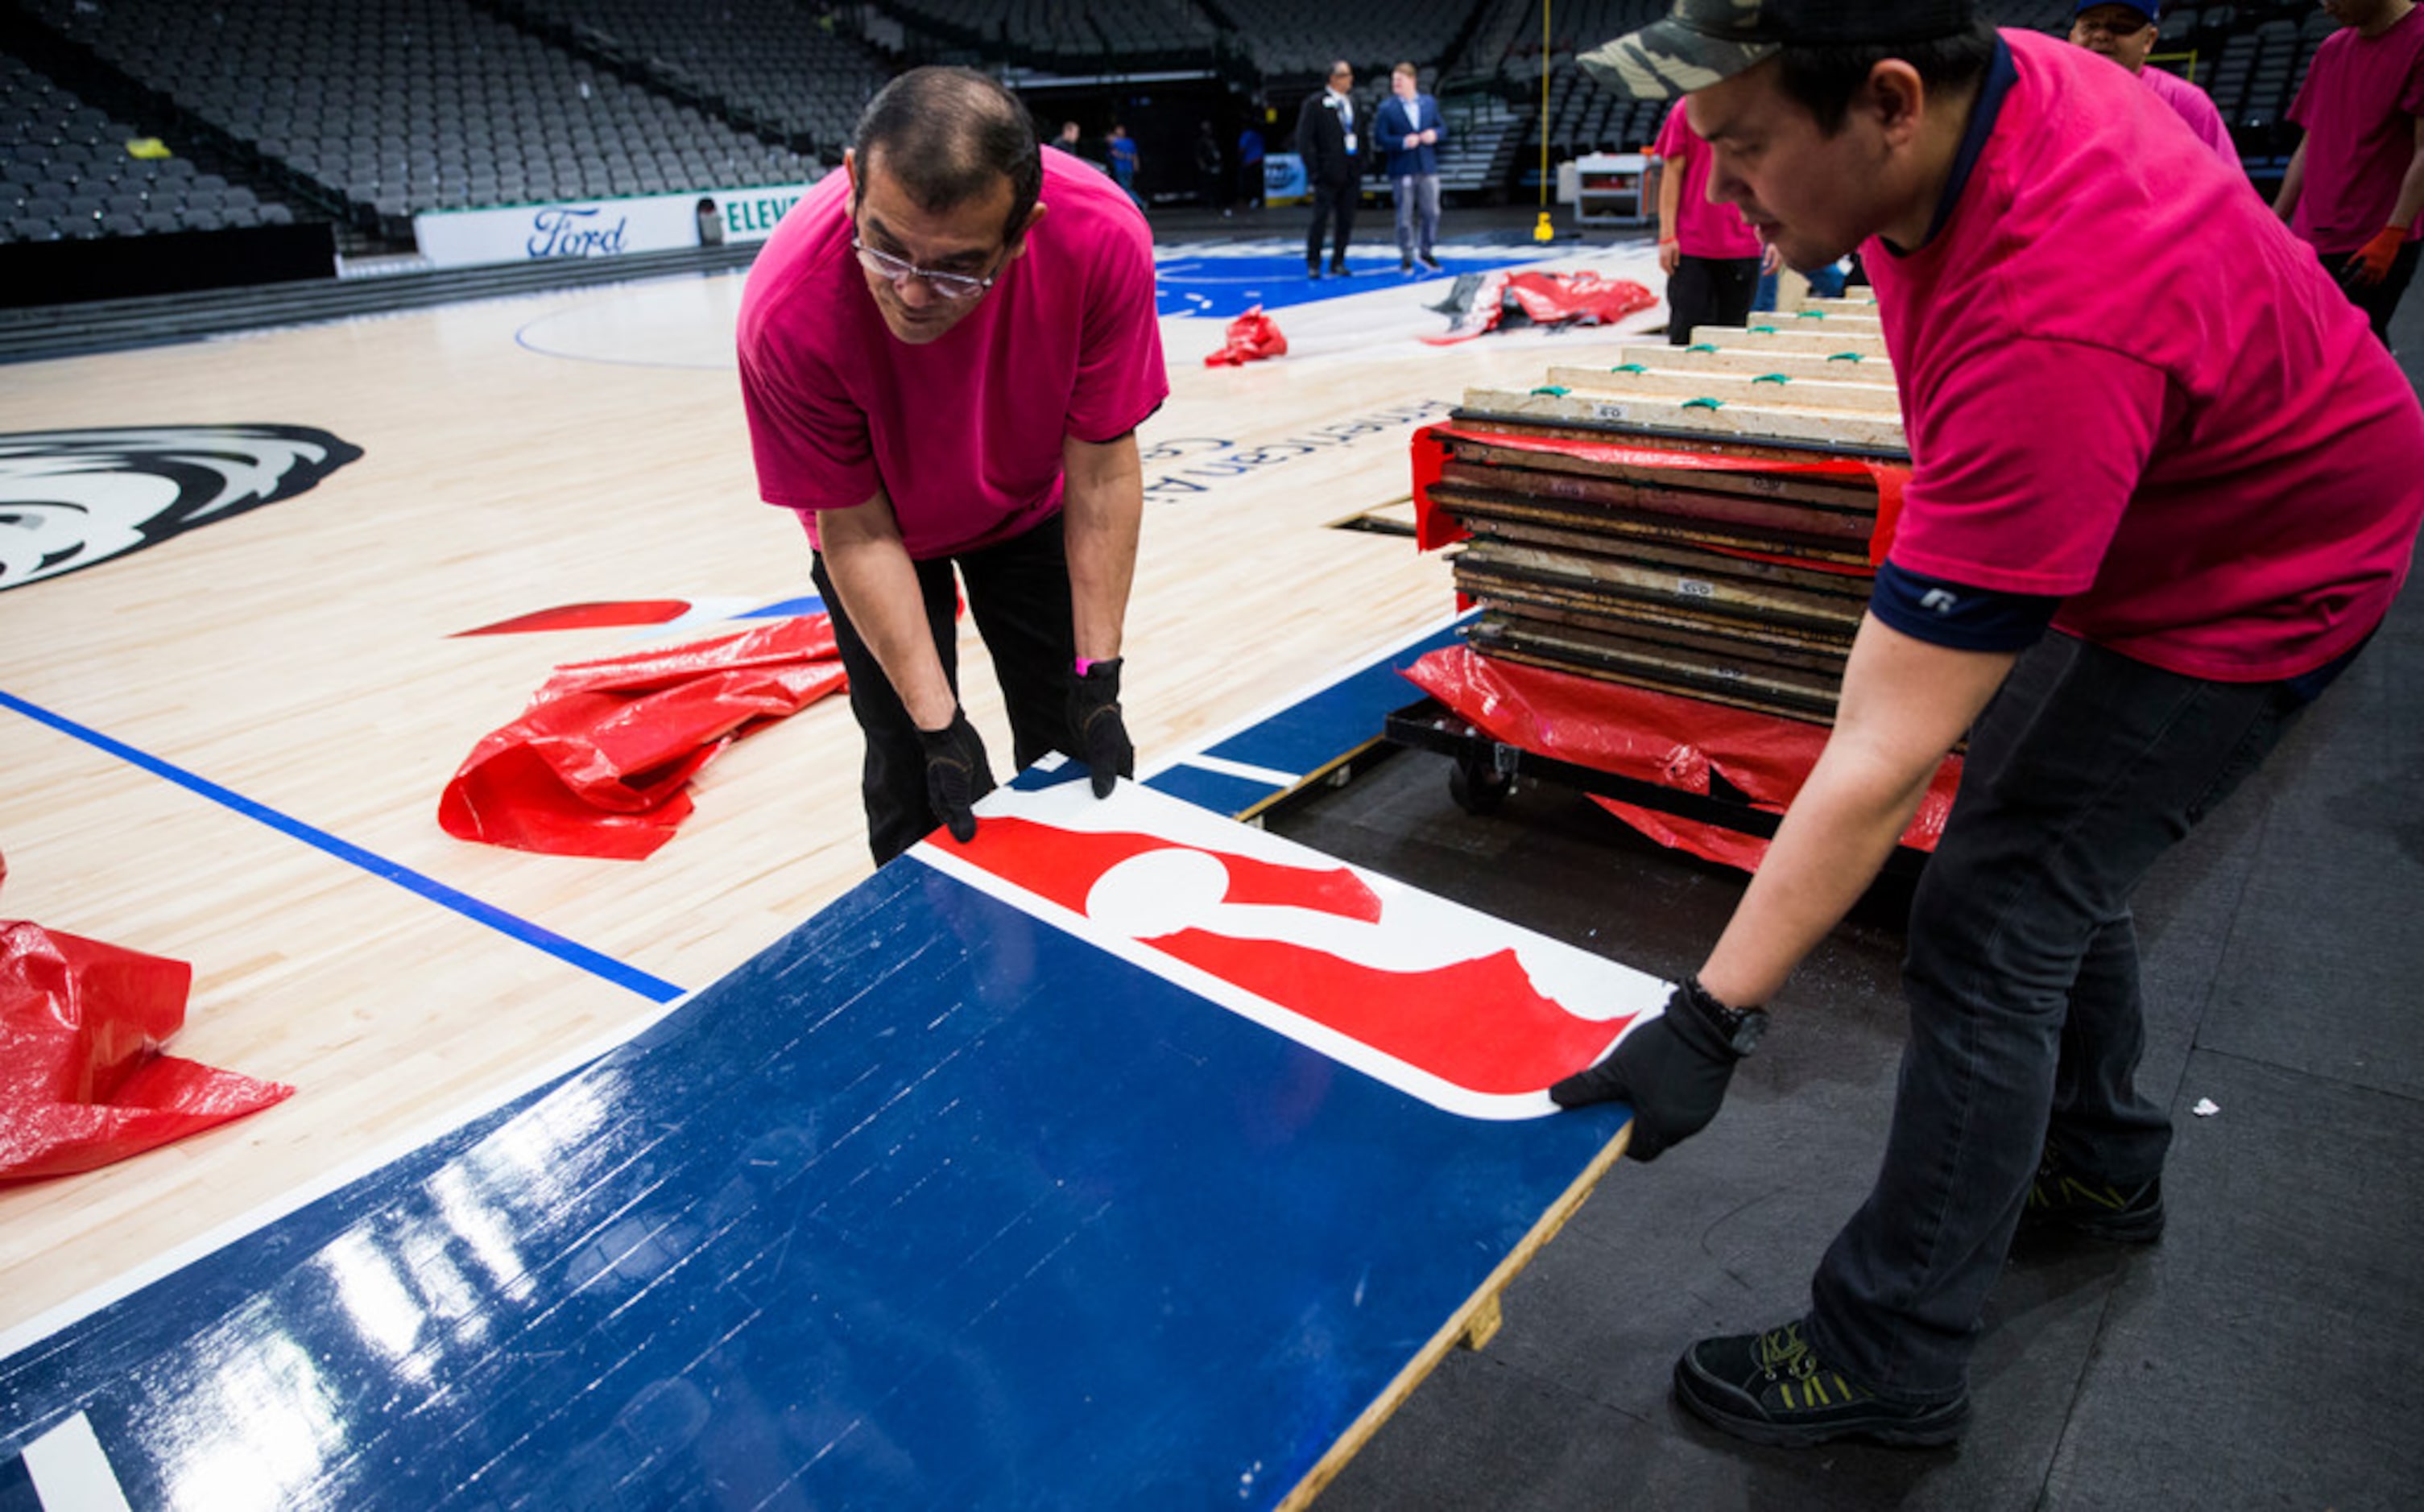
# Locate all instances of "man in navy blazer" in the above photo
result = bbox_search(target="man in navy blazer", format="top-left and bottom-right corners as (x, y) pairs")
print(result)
(1375, 62), (1447, 272)
(1296, 60), (1363, 277)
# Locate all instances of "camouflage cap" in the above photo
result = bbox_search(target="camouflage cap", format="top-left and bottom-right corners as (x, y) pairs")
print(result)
(1579, 0), (1978, 100)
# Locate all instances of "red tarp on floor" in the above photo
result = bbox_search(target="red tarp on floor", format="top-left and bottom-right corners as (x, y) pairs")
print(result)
(1, 922), (293, 1182)
(440, 615), (848, 861)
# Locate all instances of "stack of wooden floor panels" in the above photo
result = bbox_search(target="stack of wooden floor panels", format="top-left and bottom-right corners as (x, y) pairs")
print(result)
(1433, 297), (1907, 724)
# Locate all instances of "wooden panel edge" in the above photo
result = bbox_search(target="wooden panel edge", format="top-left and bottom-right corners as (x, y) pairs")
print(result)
(1275, 1119), (1635, 1510)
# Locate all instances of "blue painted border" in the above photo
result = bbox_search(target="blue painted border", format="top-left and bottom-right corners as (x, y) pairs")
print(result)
(0, 688), (683, 1004)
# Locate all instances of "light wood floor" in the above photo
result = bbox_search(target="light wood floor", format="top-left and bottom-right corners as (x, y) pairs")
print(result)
(0, 240), (1668, 1345)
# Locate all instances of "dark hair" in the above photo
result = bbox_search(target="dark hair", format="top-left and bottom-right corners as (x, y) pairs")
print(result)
(1775, 20), (1997, 134)
(852, 66), (1043, 243)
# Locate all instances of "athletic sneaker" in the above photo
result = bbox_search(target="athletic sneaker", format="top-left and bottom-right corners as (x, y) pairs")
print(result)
(1401, 254), (1415, 272)
(1673, 1321), (1969, 1449)
(2020, 1147), (2165, 1243)
(1418, 253), (1443, 272)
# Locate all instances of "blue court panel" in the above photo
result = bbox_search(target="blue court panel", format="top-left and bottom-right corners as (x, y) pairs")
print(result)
(1154, 249), (1549, 319)
(1202, 622), (1466, 779)
(0, 849), (1624, 1507)
(1142, 761), (1284, 816)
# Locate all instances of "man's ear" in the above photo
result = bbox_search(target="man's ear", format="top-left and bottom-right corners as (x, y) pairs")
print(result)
(1865, 60), (1927, 147)
(842, 148), (857, 193)
(1006, 200), (1049, 259)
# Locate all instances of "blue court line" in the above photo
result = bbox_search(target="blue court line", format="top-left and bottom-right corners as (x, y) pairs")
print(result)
(0, 687), (685, 1005)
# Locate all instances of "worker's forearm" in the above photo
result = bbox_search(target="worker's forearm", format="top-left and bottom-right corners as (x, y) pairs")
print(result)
(820, 510), (956, 729)
(1695, 748), (1938, 1008)
(1062, 436), (1143, 664)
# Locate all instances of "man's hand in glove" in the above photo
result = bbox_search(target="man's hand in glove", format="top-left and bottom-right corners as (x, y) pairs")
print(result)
(1069, 657), (1135, 799)
(2346, 226), (2406, 287)
(1549, 977), (1767, 1160)
(916, 708), (995, 843)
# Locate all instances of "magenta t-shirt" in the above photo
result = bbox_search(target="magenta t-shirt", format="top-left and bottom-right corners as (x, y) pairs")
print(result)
(1653, 100), (1762, 259)
(738, 149), (1169, 560)
(2287, 5), (2424, 254)
(1868, 30), (2424, 683)
(2138, 65), (2236, 168)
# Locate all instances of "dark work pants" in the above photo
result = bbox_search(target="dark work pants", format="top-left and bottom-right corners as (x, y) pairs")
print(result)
(1305, 174), (1358, 270)
(811, 514), (1079, 866)
(1806, 631), (2334, 1403)
(1665, 253), (1760, 345)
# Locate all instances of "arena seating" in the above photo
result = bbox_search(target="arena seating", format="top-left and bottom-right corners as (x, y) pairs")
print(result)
(15, 0), (819, 242)
(1, 52), (300, 243)
(498, 0), (890, 151)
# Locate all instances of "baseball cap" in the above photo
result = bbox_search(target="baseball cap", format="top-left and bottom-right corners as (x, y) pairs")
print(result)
(2073, 0), (2160, 23)
(1579, 0), (1979, 100)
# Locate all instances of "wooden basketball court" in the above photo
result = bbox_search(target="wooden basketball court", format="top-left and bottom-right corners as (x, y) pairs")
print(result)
(0, 233), (1669, 1353)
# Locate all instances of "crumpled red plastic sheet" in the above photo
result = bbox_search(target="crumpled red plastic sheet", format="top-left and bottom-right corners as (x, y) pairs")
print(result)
(440, 614), (848, 861)
(1421, 270), (1657, 346)
(1, 922), (294, 1183)
(1404, 645), (1961, 874)
(1204, 304), (1289, 366)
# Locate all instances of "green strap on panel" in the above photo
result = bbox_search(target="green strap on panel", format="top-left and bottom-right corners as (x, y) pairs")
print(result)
(1530, 385), (1569, 396)
(1681, 396), (1723, 411)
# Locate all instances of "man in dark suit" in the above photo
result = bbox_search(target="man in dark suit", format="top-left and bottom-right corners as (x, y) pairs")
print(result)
(1296, 60), (1361, 277)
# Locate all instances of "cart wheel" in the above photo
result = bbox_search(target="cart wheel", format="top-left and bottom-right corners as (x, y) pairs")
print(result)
(1449, 755), (1511, 816)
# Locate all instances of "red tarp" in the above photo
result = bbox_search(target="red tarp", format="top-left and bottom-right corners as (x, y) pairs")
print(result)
(440, 614), (848, 861)
(1404, 645), (1960, 873)
(1203, 305), (1288, 366)
(1, 922), (293, 1182)
(1421, 270), (1657, 346)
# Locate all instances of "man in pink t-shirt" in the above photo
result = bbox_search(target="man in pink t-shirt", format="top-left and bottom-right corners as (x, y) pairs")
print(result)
(738, 67), (1169, 865)
(1650, 98), (1770, 342)
(1565, 0), (2424, 1452)
(2067, 1), (2239, 167)
(2277, 0), (2424, 340)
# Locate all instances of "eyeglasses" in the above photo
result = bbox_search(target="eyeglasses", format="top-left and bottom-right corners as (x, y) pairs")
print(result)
(851, 235), (999, 301)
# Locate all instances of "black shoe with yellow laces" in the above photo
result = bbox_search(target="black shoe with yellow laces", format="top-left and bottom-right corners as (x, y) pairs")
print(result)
(1673, 1320), (1969, 1448)
(2020, 1147), (2165, 1243)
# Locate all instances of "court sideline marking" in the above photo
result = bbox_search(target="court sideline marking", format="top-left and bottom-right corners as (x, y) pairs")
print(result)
(0, 685), (686, 1003)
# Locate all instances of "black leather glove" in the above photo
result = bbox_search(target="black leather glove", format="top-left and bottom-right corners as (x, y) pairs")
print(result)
(1550, 977), (1764, 1161)
(1068, 658), (1134, 799)
(916, 708), (995, 843)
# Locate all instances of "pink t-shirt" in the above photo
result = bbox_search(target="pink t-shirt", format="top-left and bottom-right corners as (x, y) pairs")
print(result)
(1653, 100), (1762, 260)
(2286, 5), (2424, 254)
(2138, 64), (2237, 169)
(1868, 30), (2424, 684)
(738, 149), (1169, 559)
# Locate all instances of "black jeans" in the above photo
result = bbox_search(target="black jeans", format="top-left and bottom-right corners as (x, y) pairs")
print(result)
(1806, 632), (2335, 1402)
(811, 514), (1079, 866)
(1305, 174), (1358, 269)
(1665, 254), (1760, 345)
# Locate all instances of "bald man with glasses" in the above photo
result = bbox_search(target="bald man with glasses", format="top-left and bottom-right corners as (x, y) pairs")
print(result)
(739, 67), (1169, 865)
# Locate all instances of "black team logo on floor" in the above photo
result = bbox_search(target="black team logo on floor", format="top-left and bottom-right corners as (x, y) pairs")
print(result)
(0, 424), (365, 592)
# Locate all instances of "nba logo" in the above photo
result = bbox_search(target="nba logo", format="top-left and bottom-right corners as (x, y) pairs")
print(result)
(918, 766), (1669, 1120)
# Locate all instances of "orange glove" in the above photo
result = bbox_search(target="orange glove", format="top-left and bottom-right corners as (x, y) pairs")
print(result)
(2347, 225), (2407, 287)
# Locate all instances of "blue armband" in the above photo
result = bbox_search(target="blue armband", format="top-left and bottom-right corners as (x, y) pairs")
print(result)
(1868, 560), (2060, 652)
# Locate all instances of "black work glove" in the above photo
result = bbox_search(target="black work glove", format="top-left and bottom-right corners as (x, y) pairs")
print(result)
(916, 708), (995, 843)
(1549, 977), (1759, 1161)
(1068, 658), (1135, 799)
